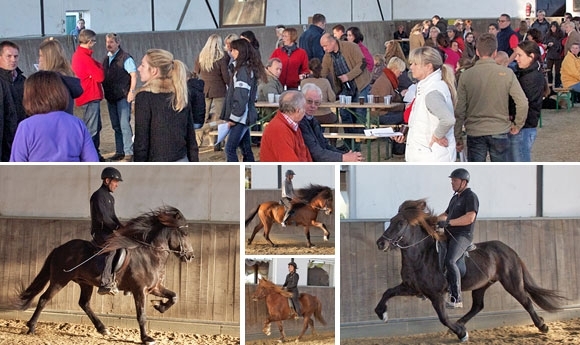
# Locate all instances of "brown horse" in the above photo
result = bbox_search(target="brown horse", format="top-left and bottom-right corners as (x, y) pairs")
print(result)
(14, 206), (194, 345)
(246, 184), (333, 247)
(252, 278), (327, 342)
(375, 199), (566, 342)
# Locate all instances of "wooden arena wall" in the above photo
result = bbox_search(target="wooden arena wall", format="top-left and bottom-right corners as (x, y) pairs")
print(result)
(244, 189), (335, 241)
(245, 285), (335, 335)
(341, 218), (580, 324)
(0, 217), (239, 328)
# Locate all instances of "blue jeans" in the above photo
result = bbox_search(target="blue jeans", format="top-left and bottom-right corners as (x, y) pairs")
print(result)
(444, 234), (472, 300)
(107, 99), (133, 155)
(570, 81), (580, 93)
(82, 100), (102, 153)
(509, 128), (536, 162)
(225, 123), (254, 162)
(340, 84), (370, 134)
(467, 133), (510, 162)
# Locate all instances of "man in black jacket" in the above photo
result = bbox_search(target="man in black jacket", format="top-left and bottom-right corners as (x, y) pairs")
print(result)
(90, 167), (123, 295)
(103, 33), (136, 162)
(283, 261), (302, 318)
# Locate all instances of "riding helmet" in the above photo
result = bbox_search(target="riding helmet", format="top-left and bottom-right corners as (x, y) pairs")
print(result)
(288, 262), (298, 269)
(285, 170), (296, 177)
(449, 168), (470, 182)
(101, 167), (123, 181)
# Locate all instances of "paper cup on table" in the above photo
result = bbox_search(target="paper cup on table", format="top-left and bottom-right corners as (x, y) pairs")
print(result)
(367, 95), (374, 103)
(339, 95), (345, 104)
(274, 94), (281, 103)
(384, 95), (392, 104)
(345, 96), (352, 104)
(267, 93), (275, 103)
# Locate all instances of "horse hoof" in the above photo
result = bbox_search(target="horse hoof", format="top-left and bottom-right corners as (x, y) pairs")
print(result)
(98, 328), (110, 336)
(539, 324), (549, 333)
(459, 331), (468, 342)
(323, 236), (328, 241)
(142, 337), (156, 345)
(382, 311), (388, 323)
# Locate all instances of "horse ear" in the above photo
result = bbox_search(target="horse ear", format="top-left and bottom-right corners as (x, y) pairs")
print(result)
(417, 199), (427, 211)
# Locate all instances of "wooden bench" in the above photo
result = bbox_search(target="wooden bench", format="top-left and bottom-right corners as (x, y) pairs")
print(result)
(553, 87), (573, 111)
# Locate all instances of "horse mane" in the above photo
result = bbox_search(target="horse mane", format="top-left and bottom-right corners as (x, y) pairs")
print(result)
(294, 184), (332, 203)
(104, 206), (182, 252)
(259, 278), (293, 298)
(398, 199), (444, 241)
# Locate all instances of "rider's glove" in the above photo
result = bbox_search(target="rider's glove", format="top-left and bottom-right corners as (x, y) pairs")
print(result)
(437, 220), (449, 229)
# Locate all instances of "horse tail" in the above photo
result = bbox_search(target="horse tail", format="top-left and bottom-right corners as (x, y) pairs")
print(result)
(14, 250), (54, 310)
(313, 296), (327, 326)
(245, 205), (260, 227)
(521, 259), (565, 312)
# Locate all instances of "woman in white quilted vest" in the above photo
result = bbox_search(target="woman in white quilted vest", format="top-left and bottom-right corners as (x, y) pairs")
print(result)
(394, 46), (457, 162)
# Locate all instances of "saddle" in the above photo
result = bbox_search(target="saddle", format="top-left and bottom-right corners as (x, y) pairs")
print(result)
(91, 241), (128, 273)
(436, 241), (476, 278)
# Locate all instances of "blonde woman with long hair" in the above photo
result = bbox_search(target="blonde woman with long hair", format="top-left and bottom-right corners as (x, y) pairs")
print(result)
(394, 46), (457, 162)
(38, 38), (82, 115)
(194, 34), (230, 147)
(135, 48), (199, 162)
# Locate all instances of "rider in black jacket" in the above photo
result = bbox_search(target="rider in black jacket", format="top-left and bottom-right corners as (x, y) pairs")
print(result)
(283, 261), (302, 317)
(90, 167), (123, 295)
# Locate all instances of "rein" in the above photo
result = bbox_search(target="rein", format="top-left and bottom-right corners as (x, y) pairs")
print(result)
(133, 225), (190, 258)
(380, 222), (432, 249)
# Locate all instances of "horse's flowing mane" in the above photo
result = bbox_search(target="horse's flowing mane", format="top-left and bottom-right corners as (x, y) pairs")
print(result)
(258, 278), (293, 298)
(295, 184), (332, 203)
(398, 199), (441, 239)
(104, 206), (183, 252)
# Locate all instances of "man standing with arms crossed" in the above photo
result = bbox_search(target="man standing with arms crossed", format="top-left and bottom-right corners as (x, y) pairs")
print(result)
(102, 33), (136, 162)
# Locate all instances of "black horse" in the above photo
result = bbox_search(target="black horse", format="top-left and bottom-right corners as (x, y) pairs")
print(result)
(14, 206), (195, 345)
(375, 199), (565, 342)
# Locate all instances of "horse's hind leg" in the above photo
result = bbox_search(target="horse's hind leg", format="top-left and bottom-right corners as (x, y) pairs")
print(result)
(78, 283), (109, 336)
(303, 226), (313, 248)
(500, 280), (549, 332)
(457, 285), (490, 327)
(247, 222), (264, 245)
(297, 316), (314, 341)
(26, 282), (65, 334)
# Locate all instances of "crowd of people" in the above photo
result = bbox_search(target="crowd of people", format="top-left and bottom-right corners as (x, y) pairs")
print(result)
(1, 11), (577, 162)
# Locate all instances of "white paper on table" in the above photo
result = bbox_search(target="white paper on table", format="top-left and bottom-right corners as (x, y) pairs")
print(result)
(216, 122), (230, 144)
(364, 127), (403, 137)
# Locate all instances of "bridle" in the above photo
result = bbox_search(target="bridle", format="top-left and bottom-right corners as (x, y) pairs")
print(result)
(136, 224), (191, 259)
(313, 196), (332, 215)
(379, 220), (431, 250)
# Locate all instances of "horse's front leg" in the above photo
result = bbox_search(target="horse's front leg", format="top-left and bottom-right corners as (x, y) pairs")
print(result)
(262, 317), (272, 336)
(149, 284), (177, 313)
(132, 289), (156, 345)
(430, 296), (468, 342)
(277, 320), (286, 341)
(78, 283), (109, 336)
(374, 283), (421, 322)
(311, 220), (330, 242)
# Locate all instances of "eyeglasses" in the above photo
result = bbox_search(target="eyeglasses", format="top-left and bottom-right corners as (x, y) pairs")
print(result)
(306, 99), (321, 106)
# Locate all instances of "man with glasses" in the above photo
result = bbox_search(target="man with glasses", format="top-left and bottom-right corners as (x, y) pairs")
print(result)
(299, 83), (362, 161)
(496, 14), (519, 65)
(72, 29), (105, 161)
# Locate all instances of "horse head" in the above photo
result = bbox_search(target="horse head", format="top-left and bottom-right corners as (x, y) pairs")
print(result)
(156, 206), (194, 262)
(376, 199), (438, 251)
(297, 184), (333, 215)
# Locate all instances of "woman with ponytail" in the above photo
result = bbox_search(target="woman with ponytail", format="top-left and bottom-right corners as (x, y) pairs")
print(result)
(394, 46), (457, 162)
(135, 49), (199, 162)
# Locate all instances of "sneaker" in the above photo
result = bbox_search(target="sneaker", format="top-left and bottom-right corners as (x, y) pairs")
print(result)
(121, 155), (133, 162)
(108, 153), (125, 161)
(97, 285), (119, 296)
(445, 295), (463, 309)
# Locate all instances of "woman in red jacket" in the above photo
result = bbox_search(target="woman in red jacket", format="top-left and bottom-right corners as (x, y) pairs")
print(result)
(270, 28), (310, 90)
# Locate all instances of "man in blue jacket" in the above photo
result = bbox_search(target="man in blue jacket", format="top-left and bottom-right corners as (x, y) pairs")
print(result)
(299, 13), (326, 61)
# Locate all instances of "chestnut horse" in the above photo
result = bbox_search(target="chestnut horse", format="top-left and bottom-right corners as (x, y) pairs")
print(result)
(14, 206), (194, 345)
(375, 199), (565, 342)
(252, 278), (327, 342)
(246, 184), (333, 247)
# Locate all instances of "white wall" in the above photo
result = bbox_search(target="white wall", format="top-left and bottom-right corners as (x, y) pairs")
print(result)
(271, 257), (334, 286)
(0, 165), (240, 222)
(343, 165), (580, 220)
(249, 164), (335, 190)
(2, 0), (575, 38)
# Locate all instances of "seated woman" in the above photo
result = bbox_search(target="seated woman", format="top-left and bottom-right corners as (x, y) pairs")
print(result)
(369, 57), (407, 125)
(257, 58), (284, 101)
(10, 71), (98, 162)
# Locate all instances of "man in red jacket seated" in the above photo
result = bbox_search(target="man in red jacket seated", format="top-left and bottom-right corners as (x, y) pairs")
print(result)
(259, 90), (313, 162)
